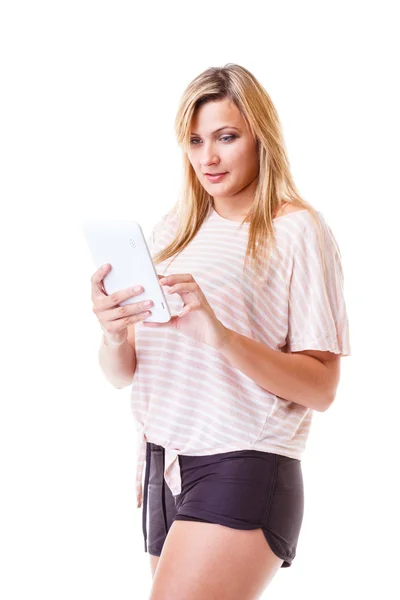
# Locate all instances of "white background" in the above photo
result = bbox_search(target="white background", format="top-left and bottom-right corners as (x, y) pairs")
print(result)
(1, 1), (399, 598)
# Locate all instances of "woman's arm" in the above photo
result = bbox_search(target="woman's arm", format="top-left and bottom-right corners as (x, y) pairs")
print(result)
(215, 328), (341, 412)
(98, 324), (137, 389)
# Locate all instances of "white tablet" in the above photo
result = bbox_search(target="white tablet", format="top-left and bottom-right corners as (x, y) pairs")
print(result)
(82, 219), (172, 323)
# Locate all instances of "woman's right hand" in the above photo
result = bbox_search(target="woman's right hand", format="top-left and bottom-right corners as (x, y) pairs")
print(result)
(91, 263), (153, 344)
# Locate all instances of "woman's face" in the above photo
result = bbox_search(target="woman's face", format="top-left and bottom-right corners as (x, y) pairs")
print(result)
(187, 98), (259, 206)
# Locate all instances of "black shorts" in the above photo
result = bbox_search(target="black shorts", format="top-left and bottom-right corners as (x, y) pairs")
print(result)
(142, 442), (304, 568)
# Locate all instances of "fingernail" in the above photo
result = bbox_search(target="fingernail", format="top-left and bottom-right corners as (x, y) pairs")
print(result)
(133, 286), (143, 292)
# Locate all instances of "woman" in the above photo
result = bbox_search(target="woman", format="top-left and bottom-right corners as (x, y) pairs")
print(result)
(94, 63), (351, 599)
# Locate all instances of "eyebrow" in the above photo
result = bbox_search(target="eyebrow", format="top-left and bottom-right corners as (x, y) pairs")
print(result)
(190, 126), (240, 136)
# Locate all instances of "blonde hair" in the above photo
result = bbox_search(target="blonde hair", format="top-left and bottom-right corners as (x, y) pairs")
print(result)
(152, 63), (328, 286)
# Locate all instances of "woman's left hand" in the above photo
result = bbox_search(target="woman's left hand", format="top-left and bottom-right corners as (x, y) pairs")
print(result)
(142, 273), (229, 350)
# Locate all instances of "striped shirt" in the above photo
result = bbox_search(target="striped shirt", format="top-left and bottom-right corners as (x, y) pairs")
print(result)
(131, 205), (351, 508)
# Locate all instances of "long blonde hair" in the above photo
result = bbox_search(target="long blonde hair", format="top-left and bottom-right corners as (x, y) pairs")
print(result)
(152, 63), (328, 285)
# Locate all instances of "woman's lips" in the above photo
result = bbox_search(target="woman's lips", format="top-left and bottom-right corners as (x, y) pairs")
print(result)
(205, 172), (228, 182)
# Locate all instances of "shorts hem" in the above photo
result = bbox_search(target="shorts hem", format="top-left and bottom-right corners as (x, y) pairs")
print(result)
(174, 511), (295, 569)
(261, 529), (295, 568)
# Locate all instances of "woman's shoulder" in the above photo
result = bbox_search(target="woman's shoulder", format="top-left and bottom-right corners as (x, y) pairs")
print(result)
(275, 202), (304, 218)
(274, 202), (326, 228)
(274, 201), (316, 220)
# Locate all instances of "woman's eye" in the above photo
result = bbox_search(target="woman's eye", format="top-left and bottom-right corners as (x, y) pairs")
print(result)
(189, 135), (236, 145)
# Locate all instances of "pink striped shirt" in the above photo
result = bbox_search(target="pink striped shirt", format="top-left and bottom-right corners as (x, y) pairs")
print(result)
(131, 206), (351, 508)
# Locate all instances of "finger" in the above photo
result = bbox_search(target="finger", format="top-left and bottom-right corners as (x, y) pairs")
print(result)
(102, 306), (152, 333)
(93, 284), (145, 315)
(104, 285), (146, 310)
(109, 294), (152, 320)
(166, 282), (197, 294)
(91, 263), (110, 300)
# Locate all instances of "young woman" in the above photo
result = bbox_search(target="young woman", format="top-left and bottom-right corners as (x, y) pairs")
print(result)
(94, 63), (351, 599)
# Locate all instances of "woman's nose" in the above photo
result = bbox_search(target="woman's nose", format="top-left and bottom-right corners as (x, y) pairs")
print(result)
(199, 142), (220, 166)
(200, 152), (220, 167)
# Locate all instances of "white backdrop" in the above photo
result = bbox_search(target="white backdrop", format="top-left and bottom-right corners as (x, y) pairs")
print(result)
(1, 1), (399, 598)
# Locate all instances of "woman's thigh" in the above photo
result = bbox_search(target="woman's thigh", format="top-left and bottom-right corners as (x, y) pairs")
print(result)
(149, 520), (283, 600)
(149, 554), (160, 580)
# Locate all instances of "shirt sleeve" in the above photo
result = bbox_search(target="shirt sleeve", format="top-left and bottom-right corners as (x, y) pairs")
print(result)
(286, 213), (351, 356)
